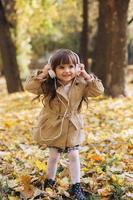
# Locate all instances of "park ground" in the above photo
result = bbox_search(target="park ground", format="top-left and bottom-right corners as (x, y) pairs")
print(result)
(0, 75), (133, 200)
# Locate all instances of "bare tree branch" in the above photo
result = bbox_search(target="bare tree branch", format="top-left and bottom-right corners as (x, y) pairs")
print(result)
(128, 17), (133, 25)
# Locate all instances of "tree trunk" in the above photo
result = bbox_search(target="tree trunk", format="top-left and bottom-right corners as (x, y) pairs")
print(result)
(80, 0), (89, 71)
(92, 0), (130, 97)
(0, 0), (23, 93)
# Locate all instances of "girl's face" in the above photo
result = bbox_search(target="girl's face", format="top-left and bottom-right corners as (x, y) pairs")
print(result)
(55, 63), (76, 85)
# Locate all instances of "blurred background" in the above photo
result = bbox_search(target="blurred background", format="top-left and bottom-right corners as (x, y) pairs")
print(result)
(0, 0), (133, 97)
(0, 1), (133, 199)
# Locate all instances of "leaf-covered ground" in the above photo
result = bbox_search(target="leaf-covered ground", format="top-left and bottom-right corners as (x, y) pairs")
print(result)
(0, 78), (133, 200)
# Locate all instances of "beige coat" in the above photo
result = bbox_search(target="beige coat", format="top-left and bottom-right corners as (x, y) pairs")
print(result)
(24, 70), (104, 149)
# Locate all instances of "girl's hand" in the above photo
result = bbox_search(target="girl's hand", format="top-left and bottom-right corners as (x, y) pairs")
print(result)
(79, 64), (94, 81)
(37, 64), (51, 80)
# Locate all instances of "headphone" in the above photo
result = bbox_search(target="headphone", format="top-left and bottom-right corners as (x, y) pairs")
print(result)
(47, 51), (81, 79)
(47, 55), (56, 78)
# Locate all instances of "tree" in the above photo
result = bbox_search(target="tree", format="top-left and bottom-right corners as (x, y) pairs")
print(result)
(92, 0), (130, 97)
(80, 0), (89, 71)
(0, 0), (23, 93)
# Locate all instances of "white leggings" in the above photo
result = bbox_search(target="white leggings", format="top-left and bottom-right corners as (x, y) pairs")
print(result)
(46, 148), (80, 184)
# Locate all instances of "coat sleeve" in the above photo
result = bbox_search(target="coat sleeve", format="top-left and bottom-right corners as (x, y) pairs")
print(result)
(24, 69), (46, 95)
(83, 74), (104, 97)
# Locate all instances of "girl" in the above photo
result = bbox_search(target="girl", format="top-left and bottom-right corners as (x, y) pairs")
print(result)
(25, 49), (104, 200)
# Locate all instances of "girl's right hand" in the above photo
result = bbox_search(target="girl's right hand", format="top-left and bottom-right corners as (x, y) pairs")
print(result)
(37, 64), (51, 80)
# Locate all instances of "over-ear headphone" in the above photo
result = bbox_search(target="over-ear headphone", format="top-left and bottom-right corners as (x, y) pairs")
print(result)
(47, 56), (56, 78)
(72, 52), (81, 75)
(47, 50), (81, 79)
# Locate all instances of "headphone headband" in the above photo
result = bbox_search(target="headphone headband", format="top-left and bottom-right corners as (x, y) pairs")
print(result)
(71, 51), (80, 64)
(48, 55), (52, 64)
(48, 50), (80, 65)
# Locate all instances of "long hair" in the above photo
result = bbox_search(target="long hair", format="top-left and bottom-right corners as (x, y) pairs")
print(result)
(39, 49), (88, 107)
(41, 49), (78, 104)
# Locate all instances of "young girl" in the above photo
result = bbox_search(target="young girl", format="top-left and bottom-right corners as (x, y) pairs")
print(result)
(25, 49), (104, 200)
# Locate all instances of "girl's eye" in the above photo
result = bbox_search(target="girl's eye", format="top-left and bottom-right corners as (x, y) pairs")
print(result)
(69, 65), (74, 68)
(58, 65), (64, 69)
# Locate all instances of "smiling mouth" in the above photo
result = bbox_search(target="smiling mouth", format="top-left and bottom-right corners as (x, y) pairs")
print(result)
(63, 74), (72, 76)
(63, 76), (72, 79)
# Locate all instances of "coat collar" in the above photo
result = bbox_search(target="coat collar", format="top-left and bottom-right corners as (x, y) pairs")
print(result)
(56, 86), (69, 101)
(56, 77), (80, 102)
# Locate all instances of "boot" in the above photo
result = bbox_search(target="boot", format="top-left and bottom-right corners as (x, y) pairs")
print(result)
(69, 183), (86, 200)
(44, 178), (55, 189)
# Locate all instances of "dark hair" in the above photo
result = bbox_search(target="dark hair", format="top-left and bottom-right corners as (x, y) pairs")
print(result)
(41, 49), (79, 104)
(37, 49), (88, 108)
(49, 49), (78, 70)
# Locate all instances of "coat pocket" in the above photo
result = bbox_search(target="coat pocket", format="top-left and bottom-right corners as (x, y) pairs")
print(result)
(31, 116), (48, 143)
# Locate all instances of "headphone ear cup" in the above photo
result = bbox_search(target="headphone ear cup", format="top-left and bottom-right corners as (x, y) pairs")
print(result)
(75, 64), (80, 75)
(48, 69), (56, 79)
(47, 56), (56, 78)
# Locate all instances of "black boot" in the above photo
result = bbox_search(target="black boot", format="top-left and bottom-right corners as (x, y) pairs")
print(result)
(69, 183), (86, 200)
(44, 178), (55, 189)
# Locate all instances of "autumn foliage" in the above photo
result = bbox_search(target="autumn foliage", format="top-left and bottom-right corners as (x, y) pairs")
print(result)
(0, 80), (133, 199)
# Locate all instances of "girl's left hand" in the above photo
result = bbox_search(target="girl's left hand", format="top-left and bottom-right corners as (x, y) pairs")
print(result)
(79, 64), (94, 81)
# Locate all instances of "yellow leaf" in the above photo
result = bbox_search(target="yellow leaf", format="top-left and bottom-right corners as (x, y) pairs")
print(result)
(111, 174), (117, 182)
(46, 187), (53, 193)
(96, 166), (103, 174)
(21, 185), (35, 199)
(8, 196), (19, 200)
(111, 174), (124, 185)
(4, 121), (12, 128)
(82, 167), (89, 172)
(45, 187), (56, 198)
(20, 175), (31, 186)
(58, 177), (69, 189)
(19, 175), (35, 199)
(98, 187), (111, 197)
(35, 160), (46, 172)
